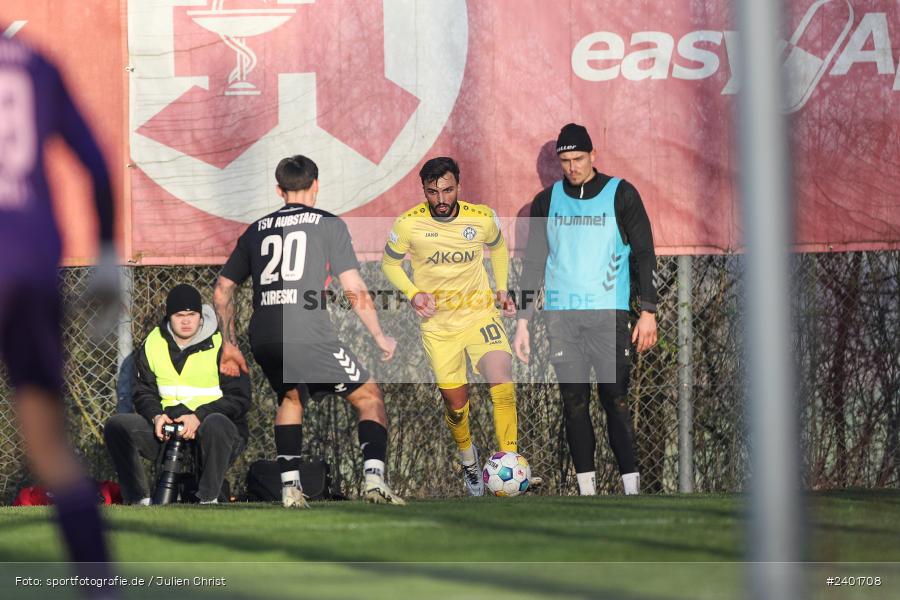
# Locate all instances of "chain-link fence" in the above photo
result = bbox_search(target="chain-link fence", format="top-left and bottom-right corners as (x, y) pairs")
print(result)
(0, 252), (897, 502)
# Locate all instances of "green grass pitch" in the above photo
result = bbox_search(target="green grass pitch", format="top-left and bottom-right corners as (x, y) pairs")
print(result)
(0, 490), (897, 599)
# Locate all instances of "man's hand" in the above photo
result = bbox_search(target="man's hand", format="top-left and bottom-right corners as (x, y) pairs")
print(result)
(373, 332), (397, 362)
(85, 242), (121, 341)
(496, 290), (517, 318)
(512, 318), (531, 363)
(220, 342), (249, 376)
(174, 414), (201, 441)
(632, 311), (658, 353)
(411, 292), (436, 318)
(153, 413), (174, 441)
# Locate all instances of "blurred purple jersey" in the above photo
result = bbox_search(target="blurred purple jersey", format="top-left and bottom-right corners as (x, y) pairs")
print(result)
(0, 36), (113, 392)
(0, 36), (112, 283)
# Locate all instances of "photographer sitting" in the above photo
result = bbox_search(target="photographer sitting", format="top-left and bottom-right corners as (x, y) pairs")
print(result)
(104, 284), (251, 504)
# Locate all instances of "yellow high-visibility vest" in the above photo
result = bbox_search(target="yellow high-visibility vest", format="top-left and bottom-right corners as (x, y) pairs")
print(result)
(144, 328), (223, 411)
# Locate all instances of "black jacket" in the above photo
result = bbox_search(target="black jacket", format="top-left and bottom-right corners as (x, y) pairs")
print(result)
(517, 169), (658, 320)
(132, 305), (252, 439)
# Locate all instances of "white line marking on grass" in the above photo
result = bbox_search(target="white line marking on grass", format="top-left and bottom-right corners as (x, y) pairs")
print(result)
(285, 519), (440, 531)
(573, 517), (718, 527)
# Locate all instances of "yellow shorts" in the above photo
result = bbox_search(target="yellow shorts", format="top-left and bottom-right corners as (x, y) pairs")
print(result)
(422, 315), (511, 389)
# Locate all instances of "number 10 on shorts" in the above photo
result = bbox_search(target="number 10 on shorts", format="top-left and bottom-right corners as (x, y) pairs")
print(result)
(480, 323), (502, 343)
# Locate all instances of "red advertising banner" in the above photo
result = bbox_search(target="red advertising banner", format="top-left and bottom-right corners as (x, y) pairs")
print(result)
(6, 1), (900, 264)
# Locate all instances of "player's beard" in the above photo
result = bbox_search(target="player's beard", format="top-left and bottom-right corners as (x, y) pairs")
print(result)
(430, 201), (458, 219)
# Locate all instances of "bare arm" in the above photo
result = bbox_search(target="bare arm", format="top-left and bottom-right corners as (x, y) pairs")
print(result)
(338, 268), (396, 361)
(213, 275), (239, 346)
(339, 269), (383, 339)
(213, 275), (249, 374)
(512, 318), (531, 363)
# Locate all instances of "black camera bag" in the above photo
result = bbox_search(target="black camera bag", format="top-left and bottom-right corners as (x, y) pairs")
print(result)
(245, 458), (342, 501)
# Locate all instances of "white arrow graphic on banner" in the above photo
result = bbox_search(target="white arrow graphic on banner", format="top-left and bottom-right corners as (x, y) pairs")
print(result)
(129, 0), (468, 221)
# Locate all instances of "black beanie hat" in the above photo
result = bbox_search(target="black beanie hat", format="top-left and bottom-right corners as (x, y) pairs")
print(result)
(556, 123), (593, 154)
(166, 284), (202, 318)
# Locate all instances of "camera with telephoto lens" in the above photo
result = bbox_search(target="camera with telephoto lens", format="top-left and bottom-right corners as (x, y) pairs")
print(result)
(152, 422), (188, 505)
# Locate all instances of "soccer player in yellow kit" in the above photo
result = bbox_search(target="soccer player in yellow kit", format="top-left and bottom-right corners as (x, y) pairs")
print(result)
(382, 157), (517, 496)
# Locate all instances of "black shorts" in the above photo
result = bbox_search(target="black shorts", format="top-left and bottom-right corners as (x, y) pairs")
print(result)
(0, 280), (64, 394)
(251, 340), (371, 402)
(543, 309), (632, 393)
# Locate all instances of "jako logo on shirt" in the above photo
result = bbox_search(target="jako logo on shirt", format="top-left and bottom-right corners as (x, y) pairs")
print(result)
(130, 0), (467, 222)
(427, 250), (477, 264)
(571, 0), (900, 113)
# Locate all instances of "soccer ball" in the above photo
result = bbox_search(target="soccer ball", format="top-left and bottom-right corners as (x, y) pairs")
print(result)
(482, 451), (531, 497)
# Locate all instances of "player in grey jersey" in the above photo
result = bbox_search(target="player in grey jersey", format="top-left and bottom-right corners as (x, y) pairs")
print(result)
(214, 155), (404, 507)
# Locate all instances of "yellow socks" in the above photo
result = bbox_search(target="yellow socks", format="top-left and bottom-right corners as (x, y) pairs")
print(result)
(490, 382), (518, 452)
(445, 384), (517, 454)
(444, 400), (472, 451)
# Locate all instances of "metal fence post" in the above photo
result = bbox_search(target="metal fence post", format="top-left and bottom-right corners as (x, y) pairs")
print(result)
(117, 265), (134, 368)
(737, 0), (803, 598)
(677, 255), (694, 493)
